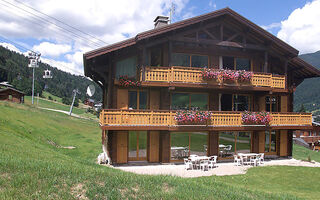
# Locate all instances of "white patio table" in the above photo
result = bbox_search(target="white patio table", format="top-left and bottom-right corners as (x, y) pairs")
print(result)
(238, 153), (259, 166)
(189, 156), (210, 169)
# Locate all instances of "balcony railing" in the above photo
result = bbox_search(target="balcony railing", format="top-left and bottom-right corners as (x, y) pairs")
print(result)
(141, 66), (286, 89)
(100, 110), (311, 128)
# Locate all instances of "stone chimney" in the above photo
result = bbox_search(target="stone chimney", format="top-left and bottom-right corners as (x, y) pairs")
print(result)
(154, 16), (169, 28)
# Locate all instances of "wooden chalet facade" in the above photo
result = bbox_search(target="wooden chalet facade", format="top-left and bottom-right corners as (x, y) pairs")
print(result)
(83, 8), (320, 164)
(0, 87), (24, 103)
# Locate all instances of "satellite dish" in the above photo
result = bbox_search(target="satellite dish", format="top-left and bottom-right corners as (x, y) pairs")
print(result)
(86, 84), (95, 97)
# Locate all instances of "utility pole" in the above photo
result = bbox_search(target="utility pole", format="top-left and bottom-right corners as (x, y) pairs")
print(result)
(69, 89), (80, 115)
(27, 52), (41, 105)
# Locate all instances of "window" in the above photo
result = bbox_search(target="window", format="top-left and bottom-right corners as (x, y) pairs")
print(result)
(170, 132), (208, 161)
(172, 53), (208, 68)
(265, 96), (278, 112)
(222, 56), (251, 71)
(115, 56), (137, 78)
(236, 58), (250, 71)
(150, 47), (162, 66)
(171, 93), (208, 110)
(219, 131), (251, 158)
(233, 95), (249, 111)
(191, 55), (208, 68)
(128, 90), (148, 109)
(172, 53), (190, 67)
(265, 131), (277, 153)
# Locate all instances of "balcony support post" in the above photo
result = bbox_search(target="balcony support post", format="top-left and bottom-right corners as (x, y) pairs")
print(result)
(168, 40), (173, 67)
(284, 60), (288, 89)
(142, 46), (147, 81)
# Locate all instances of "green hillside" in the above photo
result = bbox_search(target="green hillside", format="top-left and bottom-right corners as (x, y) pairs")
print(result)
(1, 102), (320, 199)
(295, 51), (320, 112)
(0, 46), (102, 103)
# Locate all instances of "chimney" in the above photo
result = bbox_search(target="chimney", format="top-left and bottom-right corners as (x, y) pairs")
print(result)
(154, 16), (169, 28)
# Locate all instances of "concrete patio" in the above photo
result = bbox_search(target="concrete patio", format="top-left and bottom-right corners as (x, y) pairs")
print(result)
(112, 159), (320, 178)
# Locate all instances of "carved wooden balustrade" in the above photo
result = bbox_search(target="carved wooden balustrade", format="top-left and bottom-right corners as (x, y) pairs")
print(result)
(141, 66), (286, 89)
(100, 110), (312, 129)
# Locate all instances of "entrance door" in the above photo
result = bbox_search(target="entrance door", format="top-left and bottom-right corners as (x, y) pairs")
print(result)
(128, 131), (147, 161)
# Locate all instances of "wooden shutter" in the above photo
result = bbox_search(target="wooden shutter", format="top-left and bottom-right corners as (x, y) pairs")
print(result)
(117, 88), (128, 109)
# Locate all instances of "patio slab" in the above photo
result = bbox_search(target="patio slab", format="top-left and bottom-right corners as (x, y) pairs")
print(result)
(112, 159), (320, 178)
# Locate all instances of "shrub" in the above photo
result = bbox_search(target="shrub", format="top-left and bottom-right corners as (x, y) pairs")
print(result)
(48, 96), (53, 100)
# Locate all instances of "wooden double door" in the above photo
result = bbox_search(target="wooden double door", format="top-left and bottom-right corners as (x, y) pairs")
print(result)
(116, 131), (160, 163)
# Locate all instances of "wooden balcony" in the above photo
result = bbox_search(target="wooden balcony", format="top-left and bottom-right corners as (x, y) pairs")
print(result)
(100, 110), (312, 131)
(140, 66), (286, 90)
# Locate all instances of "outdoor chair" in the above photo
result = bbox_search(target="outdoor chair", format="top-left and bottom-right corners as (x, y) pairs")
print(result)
(234, 155), (241, 166)
(250, 156), (259, 166)
(258, 153), (264, 165)
(199, 160), (209, 171)
(184, 158), (193, 170)
(208, 156), (217, 169)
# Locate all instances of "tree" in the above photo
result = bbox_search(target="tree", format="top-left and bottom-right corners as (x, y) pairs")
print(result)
(298, 104), (306, 113)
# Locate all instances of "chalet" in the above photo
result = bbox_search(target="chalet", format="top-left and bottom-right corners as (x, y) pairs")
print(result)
(0, 87), (24, 103)
(83, 8), (320, 164)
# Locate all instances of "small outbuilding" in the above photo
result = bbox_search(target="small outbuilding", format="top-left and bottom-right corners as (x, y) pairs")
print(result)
(0, 87), (25, 103)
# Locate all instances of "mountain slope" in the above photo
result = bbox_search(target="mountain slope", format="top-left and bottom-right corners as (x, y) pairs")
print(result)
(0, 46), (102, 102)
(295, 51), (320, 112)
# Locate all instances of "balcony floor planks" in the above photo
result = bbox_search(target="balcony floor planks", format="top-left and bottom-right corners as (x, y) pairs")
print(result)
(100, 125), (313, 131)
(114, 80), (288, 93)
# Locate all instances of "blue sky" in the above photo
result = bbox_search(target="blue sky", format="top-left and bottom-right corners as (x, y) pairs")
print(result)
(0, 0), (319, 75)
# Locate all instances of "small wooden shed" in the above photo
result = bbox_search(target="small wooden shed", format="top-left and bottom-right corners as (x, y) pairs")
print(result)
(0, 88), (25, 103)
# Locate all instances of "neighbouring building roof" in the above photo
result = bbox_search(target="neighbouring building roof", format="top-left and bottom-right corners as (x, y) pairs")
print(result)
(0, 87), (25, 95)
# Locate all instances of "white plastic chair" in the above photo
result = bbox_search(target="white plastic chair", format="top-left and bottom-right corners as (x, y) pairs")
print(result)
(208, 156), (217, 169)
(258, 153), (264, 165)
(250, 156), (259, 166)
(184, 158), (192, 170)
(234, 155), (241, 166)
(200, 160), (209, 171)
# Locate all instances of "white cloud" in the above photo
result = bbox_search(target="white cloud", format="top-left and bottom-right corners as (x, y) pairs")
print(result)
(0, 0), (189, 74)
(209, 0), (217, 9)
(0, 42), (22, 53)
(41, 57), (83, 75)
(260, 22), (281, 31)
(277, 0), (320, 54)
(33, 42), (71, 57)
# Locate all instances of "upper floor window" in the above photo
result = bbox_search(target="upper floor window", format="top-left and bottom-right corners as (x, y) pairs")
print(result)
(115, 56), (137, 78)
(171, 92), (208, 110)
(128, 89), (148, 110)
(265, 96), (278, 112)
(172, 53), (208, 68)
(233, 95), (249, 111)
(222, 56), (251, 71)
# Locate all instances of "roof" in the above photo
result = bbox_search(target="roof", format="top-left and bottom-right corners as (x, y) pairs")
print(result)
(84, 7), (299, 59)
(0, 87), (25, 95)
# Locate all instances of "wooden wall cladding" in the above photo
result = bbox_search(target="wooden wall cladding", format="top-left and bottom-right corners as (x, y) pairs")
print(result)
(210, 55), (219, 68)
(160, 88), (170, 110)
(148, 131), (160, 162)
(116, 131), (128, 164)
(209, 92), (219, 111)
(208, 131), (219, 156)
(150, 89), (160, 110)
(258, 95), (266, 112)
(279, 130), (288, 156)
(258, 131), (265, 153)
(108, 131), (117, 163)
(117, 88), (128, 109)
(252, 131), (260, 153)
(281, 95), (288, 112)
(159, 131), (170, 163)
(287, 130), (293, 157)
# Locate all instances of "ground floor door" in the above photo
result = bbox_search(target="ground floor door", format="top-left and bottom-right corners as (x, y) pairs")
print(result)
(128, 131), (147, 161)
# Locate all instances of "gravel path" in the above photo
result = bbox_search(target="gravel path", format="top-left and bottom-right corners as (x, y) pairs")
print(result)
(114, 159), (320, 178)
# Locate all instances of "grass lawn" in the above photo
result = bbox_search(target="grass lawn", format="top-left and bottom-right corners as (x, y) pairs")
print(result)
(1, 101), (320, 199)
(42, 91), (62, 103)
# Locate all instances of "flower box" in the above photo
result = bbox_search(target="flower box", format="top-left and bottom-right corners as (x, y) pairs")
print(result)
(220, 70), (239, 83)
(237, 70), (253, 84)
(175, 110), (211, 125)
(201, 68), (219, 81)
(118, 75), (141, 87)
(242, 111), (272, 125)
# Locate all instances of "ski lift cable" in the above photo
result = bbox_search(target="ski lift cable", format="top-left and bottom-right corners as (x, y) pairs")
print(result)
(0, 0), (103, 48)
(13, 0), (109, 45)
